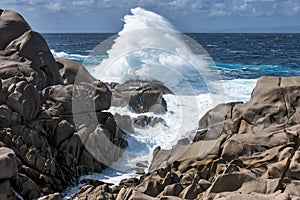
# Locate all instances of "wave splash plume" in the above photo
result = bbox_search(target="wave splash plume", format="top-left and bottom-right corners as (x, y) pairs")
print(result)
(92, 7), (223, 96)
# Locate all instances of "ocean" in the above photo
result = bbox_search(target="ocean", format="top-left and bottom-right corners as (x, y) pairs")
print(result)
(42, 8), (300, 199)
(45, 33), (300, 79)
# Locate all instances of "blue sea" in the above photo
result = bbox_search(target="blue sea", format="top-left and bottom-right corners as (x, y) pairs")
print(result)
(44, 33), (300, 79)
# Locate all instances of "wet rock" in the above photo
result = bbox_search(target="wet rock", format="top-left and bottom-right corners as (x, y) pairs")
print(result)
(135, 168), (146, 175)
(129, 90), (167, 114)
(80, 179), (114, 187)
(136, 161), (148, 168)
(111, 80), (171, 114)
(133, 115), (166, 128)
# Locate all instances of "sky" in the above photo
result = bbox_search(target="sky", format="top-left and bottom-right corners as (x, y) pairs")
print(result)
(0, 0), (300, 33)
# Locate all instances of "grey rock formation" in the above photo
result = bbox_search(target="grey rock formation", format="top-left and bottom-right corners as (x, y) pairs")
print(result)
(0, 9), (127, 200)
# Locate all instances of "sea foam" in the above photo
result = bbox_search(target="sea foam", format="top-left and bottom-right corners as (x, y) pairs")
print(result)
(51, 49), (89, 61)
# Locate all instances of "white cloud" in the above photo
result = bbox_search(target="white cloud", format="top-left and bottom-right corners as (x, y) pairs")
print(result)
(233, 3), (248, 11)
(1, 0), (300, 17)
(45, 2), (62, 12)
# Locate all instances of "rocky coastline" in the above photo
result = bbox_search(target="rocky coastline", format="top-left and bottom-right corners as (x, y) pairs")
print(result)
(1, 9), (300, 200)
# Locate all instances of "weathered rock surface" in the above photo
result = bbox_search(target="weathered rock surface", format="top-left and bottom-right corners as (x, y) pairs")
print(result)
(0, 9), (128, 200)
(56, 57), (96, 85)
(0, 9), (31, 50)
(75, 76), (300, 199)
(113, 114), (166, 134)
(133, 115), (166, 128)
(110, 80), (171, 114)
(114, 113), (135, 134)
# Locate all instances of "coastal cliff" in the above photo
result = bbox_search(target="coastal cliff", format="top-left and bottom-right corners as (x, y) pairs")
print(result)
(0, 9), (128, 199)
(1, 9), (300, 200)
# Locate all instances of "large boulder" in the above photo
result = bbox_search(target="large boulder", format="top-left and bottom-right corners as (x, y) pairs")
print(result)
(110, 80), (171, 114)
(233, 76), (300, 135)
(133, 115), (166, 128)
(205, 172), (281, 198)
(149, 134), (226, 171)
(56, 58), (96, 85)
(0, 9), (31, 50)
(41, 80), (111, 117)
(6, 30), (63, 88)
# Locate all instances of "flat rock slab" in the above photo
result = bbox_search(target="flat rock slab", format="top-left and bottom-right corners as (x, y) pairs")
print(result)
(149, 134), (226, 171)
(205, 171), (281, 198)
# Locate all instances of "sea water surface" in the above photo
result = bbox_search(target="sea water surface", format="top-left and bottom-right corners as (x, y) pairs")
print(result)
(45, 33), (300, 78)
(43, 11), (300, 198)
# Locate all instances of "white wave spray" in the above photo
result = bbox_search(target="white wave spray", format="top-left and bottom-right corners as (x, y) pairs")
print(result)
(64, 7), (253, 199)
(92, 7), (223, 97)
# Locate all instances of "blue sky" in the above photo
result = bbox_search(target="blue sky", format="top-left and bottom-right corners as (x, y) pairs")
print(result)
(1, 0), (300, 33)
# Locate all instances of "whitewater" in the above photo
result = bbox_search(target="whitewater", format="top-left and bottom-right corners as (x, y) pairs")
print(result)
(59, 7), (257, 199)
